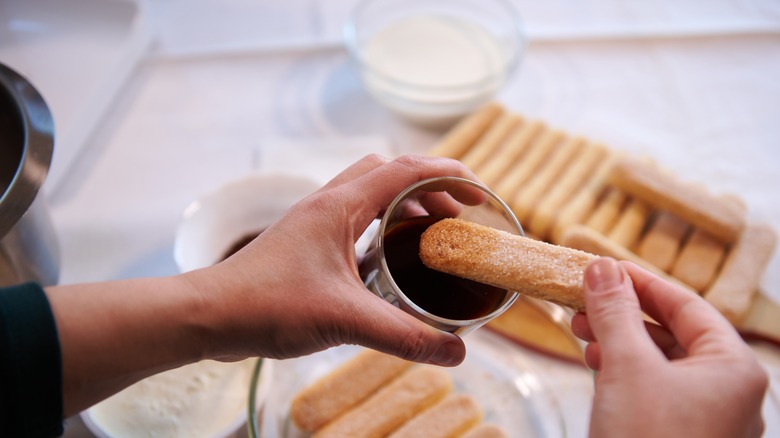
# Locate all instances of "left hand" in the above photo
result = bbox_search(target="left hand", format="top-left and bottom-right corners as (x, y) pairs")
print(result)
(187, 154), (477, 366)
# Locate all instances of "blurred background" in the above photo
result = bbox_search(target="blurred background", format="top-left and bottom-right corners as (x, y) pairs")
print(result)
(2, 0), (780, 436)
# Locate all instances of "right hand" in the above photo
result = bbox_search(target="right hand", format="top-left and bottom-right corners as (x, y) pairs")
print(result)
(571, 258), (768, 438)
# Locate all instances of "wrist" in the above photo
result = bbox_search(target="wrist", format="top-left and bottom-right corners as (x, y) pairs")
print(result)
(178, 262), (269, 361)
(47, 275), (214, 415)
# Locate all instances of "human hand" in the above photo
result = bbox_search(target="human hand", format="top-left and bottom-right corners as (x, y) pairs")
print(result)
(571, 258), (767, 438)
(187, 154), (478, 366)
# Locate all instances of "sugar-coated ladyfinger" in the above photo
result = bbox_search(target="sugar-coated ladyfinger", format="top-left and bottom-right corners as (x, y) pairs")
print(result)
(704, 223), (778, 325)
(388, 393), (483, 438)
(606, 198), (651, 249)
(586, 188), (627, 234)
(493, 129), (563, 202)
(559, 225), (698, 295)
(608, 157), (746, 243)
(477, 120), (545, 187)
(429, 103), (504, 159)
(419, 218), (595, 312)
(461, 424), (509, 438)
(487, 296), (585, 363)
(636, 211), (690, 272)
(290, 349), (413, 432)
(313, 366), (453, 438)
(460, 113), (523, 170)
(528, 143), (607, 239)
(670, 228), (726, 293)
(512, 136), (585, 224)
(550, 153), (619, 244)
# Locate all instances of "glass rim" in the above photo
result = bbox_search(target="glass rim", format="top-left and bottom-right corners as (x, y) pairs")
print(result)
(376, 176), (524, 327)
(342, 0), (526, 93)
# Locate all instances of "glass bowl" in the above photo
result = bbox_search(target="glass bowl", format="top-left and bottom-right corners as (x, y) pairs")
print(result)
(247, 329), (567, 438)
(83, 358), (268, 438)
(344, 0), (525, 127)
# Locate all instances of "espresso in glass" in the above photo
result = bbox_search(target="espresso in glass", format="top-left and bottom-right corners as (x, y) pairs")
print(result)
(381, 216), (508, 320)
(358, 176), (523, 335)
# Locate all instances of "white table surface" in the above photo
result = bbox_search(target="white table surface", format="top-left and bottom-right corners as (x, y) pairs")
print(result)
(4, 0), (779, 436)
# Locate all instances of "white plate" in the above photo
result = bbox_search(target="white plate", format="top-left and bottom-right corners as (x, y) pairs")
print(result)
(260, 329), (567, 438)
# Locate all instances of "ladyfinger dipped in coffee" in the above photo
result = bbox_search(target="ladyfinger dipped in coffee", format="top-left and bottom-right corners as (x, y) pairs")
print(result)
(419, 218), (596, 312)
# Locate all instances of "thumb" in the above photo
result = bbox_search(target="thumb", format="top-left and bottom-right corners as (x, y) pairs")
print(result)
(584, 258), (656, 365)
(345, 294), (466, 367)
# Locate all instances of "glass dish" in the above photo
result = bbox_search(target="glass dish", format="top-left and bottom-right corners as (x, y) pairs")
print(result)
(248, 329), (567, 438)
(344, 0), (525, 127)
(83, 358), (267, 438)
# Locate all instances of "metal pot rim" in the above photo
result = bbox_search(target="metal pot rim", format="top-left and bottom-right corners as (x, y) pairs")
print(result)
(0, 63), (55, 239)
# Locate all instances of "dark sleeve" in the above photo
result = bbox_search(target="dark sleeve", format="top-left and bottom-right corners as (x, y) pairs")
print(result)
(0, 282), (63, 437)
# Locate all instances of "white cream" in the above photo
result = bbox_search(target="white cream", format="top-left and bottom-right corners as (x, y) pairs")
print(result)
(86, 359), (255, 438)
(360, 15), (508, 125)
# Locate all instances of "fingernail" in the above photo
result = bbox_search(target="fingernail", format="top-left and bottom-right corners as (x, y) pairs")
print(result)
(429, 341), (463, 367)
(586, 258), (624, 291)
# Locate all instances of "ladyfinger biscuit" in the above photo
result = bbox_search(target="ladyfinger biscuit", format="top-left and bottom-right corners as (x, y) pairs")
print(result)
(460, 113), (523, 170)
(429, 103), (504, 159)
(586, 188), (628, 234)
(704, 223), (778, 325)
(419, 218), (595, 312)
(512, 136), (585, 224)
(670, 229), (726, 293)
(313, 366), (453, 438)
(388, 393), (482, 438)
(528, 143), (608, 239)
(493, 129), (564, 202)
(461, 424), (509, 438)
(608, 157), (746, 242)
(477, 120), (545, 187)
(559, 225), (698, 295)
(606, 198), (651, 249)
(487, 296), (585, 363)
(550, 153), (620, 244)
(290, 349), (413, 432)
(636, 211), (690, 272)
(736, 292), (780, 342)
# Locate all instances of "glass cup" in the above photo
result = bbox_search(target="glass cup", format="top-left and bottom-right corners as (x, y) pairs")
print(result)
(359, 176), (524, 335)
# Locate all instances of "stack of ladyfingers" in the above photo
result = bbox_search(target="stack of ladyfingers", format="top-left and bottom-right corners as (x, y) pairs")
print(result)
(290, 349), (507, 438)
(429, 103), (777, 339)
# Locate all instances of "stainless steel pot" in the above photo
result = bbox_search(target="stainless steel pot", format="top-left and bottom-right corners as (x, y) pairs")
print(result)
(0, 63), (59, 286)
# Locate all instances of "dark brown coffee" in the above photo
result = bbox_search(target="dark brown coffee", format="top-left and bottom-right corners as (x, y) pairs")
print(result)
(382, 216), (508, 320)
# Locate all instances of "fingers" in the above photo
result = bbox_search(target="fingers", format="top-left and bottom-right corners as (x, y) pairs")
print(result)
(582, 258), (660, 366)
(319, 154), (481, 239)
(319, 154), (391, 191)
(572, 312), (687, 361)
(412, 178), (488, 207)
(347, 155), (481, 214)
(621, 261), (744, 355)
(392, 192), (464, 222)
(337, 289), (466, 367)
(583, 342), (601, 370)
(577, 259), (752, 371)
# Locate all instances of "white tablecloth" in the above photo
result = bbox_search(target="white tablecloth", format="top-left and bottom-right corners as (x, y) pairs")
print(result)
(4, 0), (779, 436)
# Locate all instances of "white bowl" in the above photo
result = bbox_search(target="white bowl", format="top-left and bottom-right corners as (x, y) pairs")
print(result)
(81, 358), (273, 438)
(173, 173), (321, 272)
(344, 0), (525, 127)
